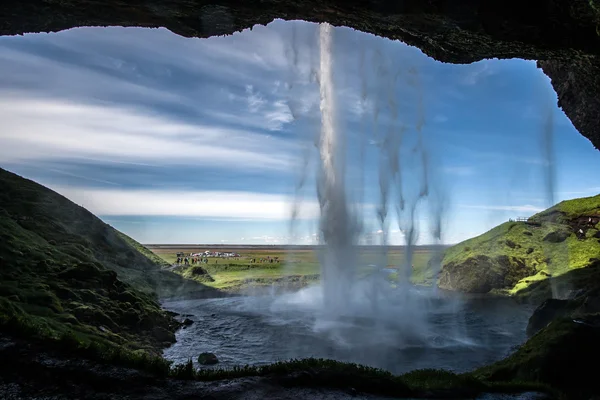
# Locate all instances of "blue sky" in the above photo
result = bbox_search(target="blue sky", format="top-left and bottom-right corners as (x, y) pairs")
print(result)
(0, 21), (598, 245)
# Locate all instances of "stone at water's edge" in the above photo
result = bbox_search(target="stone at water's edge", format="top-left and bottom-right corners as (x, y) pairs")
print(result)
(152, 327), (176, 344)
(198, 352), (219, 365)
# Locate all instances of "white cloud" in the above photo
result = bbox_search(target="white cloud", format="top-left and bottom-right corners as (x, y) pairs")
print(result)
(245, 84), (266, 112)
(0, 95), (297, 172)
(461, 62), (495, 85)
(45, 168), (121, 186)
(48, 186), (321, 220)
(264, 99), (294, 130)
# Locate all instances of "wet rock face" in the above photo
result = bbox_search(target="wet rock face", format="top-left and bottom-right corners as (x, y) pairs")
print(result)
(527, 294), (600, 336)
(439, 255), (535, 293)
(539, 58), (600, 151)
(1, 0), (600, 150)
(526, 298), (570, 336)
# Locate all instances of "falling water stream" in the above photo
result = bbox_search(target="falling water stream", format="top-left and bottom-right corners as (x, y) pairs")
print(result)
(314, 23), (438, 320)
(317, 23), (360, 315)
(163, 22), (543, 376)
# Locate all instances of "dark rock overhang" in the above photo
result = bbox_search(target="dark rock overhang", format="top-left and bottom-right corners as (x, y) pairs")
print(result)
(1, 0), (599, 149)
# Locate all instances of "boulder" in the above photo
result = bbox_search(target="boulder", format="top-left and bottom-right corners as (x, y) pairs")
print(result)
(182, 318), (193, 326)
(543, 231), (569, 243)
(439, 255), (535, 293)
(152, 327), (175, 343)
(198, 352), (219, 365)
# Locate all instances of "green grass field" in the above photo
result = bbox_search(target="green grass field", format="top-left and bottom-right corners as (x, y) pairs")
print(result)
(148, 246), (440, 291)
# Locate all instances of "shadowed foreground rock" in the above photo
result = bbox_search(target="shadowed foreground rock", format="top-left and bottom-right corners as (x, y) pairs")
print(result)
(0, 336), (551, 400)
(0, 0), (599, 150)
(526, 292), (600, 336)
(476, 316), (600, 399)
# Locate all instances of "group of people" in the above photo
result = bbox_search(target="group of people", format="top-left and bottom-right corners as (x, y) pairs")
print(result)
(250, 257), (280, 264)
(174, 254), (282, 266)
(176, 257), (210, 265)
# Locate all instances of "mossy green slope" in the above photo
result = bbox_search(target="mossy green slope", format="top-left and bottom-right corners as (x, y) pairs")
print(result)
(474, 315), (600, 399)
(439, 194), (600, 294)
(0, 167), (213, 353)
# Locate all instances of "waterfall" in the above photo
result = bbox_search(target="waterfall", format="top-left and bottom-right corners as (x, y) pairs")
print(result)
(316, 23), (360, 315)
(309, 23), (444, 332)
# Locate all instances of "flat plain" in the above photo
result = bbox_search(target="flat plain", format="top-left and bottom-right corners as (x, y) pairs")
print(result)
(147, 245), (444, 291)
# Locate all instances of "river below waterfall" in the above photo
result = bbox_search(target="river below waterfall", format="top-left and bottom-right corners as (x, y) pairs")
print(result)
(162, 286), (534, 374)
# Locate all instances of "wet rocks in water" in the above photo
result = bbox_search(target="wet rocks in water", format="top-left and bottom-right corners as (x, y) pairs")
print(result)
(198, 352), (219, 365)
(182, 318), (193, 327)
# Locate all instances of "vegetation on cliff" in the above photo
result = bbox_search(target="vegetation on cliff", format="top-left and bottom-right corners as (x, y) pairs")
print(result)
(475, 315), (600, 399)
(439, 194), (600, 295)
(0, 167), (214, 353)
(1, 167), (598, 399)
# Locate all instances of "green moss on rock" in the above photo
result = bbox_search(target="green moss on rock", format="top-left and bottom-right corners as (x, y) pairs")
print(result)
(439, 195), (600, 295)
(475, 316), (600, 399)
(0, 167), (216, 353)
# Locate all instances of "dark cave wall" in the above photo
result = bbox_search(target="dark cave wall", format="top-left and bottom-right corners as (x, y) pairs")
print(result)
(1, 0), (599, 149)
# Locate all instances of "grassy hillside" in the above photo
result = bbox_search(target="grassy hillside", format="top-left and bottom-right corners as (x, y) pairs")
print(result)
(0, 167), (214, 354)
(439, 194), (600, 295)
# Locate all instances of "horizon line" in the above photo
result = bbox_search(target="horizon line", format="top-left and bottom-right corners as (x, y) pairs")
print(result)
(144, 243), (454, 247)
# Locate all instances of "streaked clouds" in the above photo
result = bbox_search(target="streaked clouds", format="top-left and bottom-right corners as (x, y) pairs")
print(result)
(48, 186), (320, 220)
(459, 204), (545, 213)
(0, 95), (297, 172)
(0, 21), (598, 245)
